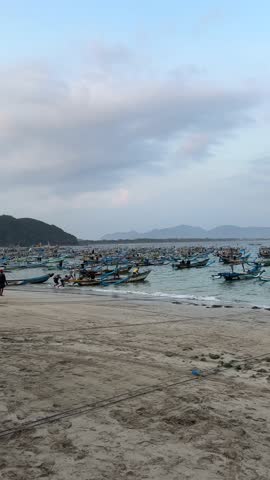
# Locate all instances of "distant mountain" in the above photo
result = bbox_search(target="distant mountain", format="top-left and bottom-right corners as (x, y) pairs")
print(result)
(101, 230), (140, 241)
(208, 225), (270, 239)
(101, 225), (206, 240)
(145, 225), (206, 239)
(101, 224), (270, 240)
(0, 215), (78, 246)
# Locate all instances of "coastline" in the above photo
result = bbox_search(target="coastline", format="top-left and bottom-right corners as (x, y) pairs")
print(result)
(7, 282), (270, 310)
(0, 290), (270, 479)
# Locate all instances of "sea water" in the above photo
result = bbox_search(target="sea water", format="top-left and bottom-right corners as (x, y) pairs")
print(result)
(7, 239), (270, 308)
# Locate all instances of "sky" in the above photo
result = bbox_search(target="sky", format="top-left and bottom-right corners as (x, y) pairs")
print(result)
(0, 0), (270, 239)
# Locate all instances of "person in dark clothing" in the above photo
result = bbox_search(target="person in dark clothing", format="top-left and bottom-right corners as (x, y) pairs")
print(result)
(79, 268), (87, 277)
(114, 267), (120, 279)
(0, 269), (8, 296)
(53, 274), (61, 287)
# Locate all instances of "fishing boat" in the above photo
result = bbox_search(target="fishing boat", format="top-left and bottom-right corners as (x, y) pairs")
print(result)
(221, 256), (250, 265)
(212, 265), (262, 281)
(259, 247), (270, 258)
(72, 270), (151, 287)
(172, 258), (210, 269)
(125, 269), (151, 283)
(7, 273), (54, 286)
(92, 265), (132, 276)
(217, 247), (250, 264)
(72, 278), (101, 286)
(71, 265), (132, 278)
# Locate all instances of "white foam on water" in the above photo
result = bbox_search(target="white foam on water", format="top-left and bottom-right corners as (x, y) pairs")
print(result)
(252, 304), (270, 309)
(91, 287), (220, 303)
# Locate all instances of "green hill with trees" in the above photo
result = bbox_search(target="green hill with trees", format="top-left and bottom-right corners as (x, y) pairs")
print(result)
(0, 215), (78, 246)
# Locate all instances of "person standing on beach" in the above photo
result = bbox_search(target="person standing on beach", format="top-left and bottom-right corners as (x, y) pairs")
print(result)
(0, 269), (8, 296)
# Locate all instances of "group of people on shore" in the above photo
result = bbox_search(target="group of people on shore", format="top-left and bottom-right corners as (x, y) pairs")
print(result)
(53, 273), (73, 287)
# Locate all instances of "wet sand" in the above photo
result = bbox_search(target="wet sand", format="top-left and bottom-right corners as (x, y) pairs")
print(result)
(0, 290), (270, 479)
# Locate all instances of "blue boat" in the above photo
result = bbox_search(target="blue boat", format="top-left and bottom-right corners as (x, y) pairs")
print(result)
(7, 273), (54, 286)
(172, 258), (210, 269)
(212, 264), (262, 281)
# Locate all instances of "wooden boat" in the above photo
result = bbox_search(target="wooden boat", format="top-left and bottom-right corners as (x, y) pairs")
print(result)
(92, 266), (132, 276)
(217, 247), (250, 265)
(72, 278), (101, 286)
(72, 270), (151, 287)
(220, 253), (250, 265)
(172, 258), (209, 269)
(259, 247), (270, 258)
(7, 280), (25, 286)
(99, 269), (151, 286)
(125, 269), (151, 283)
(221, 257), (248, 265)
(212, 265), (262, 281)
(213, 272), (259, 281)
(7, 273), (54, 286)
(74, 277), (129, 287)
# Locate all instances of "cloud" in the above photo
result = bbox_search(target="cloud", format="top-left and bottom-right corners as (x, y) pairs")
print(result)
(252, 156), (270, 175)
(179, 133), (212, 159)
(87, 41), (135, 73)
(243, 156), (270, 187)
(0, 44), (262, 199)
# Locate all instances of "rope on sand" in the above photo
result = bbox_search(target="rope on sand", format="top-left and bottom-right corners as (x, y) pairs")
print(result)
(0, 351), (270, 440)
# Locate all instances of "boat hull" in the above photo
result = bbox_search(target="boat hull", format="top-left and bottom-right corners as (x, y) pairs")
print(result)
(214, 272), (260, 281)
(126, 270), (151, 282)
(7, 273), (53, 286)
(72, 270), (151, 287)
(173, 259), (209, 269)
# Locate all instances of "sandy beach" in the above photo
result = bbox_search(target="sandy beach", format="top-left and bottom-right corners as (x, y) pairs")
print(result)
(0, 290), (270, 479)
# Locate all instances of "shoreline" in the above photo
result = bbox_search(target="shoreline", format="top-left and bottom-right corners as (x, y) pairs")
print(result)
(1, 289), (270, 479)
(6, 284), (270, 312)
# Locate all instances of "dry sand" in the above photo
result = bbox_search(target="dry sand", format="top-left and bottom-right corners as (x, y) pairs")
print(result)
(0, 290), (270, 479)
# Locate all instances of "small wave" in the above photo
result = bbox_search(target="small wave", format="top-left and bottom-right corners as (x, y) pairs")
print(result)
(252, 304), (270, 309)
(91, 287), (219, 303)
